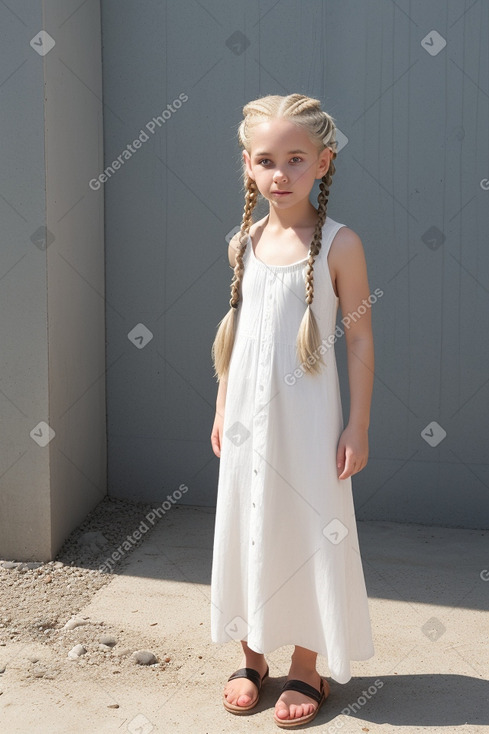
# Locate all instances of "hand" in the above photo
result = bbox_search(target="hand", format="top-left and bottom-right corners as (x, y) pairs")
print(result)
(210, 410), (224, 457)
(336, 424), (369, 480)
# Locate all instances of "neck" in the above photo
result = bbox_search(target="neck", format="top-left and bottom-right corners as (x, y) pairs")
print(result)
(266, 200), (321, 232)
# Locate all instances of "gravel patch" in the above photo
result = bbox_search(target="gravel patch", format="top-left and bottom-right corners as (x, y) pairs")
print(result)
(0, 496), (176, 689)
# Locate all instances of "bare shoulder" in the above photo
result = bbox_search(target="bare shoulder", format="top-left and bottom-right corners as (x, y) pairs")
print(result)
(227, 216), (267, 268)
(327, 227), (368, 298)
(329, 226), (365, 258)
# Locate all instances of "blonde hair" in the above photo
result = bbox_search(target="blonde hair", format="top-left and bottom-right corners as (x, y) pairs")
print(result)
(211, 93), (337, 381)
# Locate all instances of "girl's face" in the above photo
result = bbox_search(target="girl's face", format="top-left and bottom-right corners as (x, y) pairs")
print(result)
(243, 118), (332, 208)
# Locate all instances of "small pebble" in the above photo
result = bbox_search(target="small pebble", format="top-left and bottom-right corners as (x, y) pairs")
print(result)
(68, 644), (87, 660)
(99, 635), (117, 647)
(131, 650), (157, 666)
(64, 617), (89, 631)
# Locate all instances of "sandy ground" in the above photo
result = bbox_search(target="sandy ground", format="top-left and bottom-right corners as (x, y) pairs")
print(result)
(1, 498), (488, 733)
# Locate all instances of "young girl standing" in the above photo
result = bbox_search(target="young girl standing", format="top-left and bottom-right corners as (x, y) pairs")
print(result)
(210, 93), (375, 728)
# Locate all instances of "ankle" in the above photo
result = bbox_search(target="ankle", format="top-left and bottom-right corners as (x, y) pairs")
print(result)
(289, 658), (318, 675)
(243, 652), (266, 663)
(240, 650), (267, 671)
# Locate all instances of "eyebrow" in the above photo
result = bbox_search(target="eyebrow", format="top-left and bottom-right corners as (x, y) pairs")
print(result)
(253, 149), (308, 157)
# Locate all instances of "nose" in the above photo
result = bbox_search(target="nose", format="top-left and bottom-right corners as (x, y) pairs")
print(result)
(273, 169), (287, 182)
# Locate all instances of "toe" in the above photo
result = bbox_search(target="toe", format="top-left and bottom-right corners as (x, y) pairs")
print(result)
(275, 700), (316, 721)
(237, 693), (252, 706)
(275, 705), (290, 719)
(224, 681), (257, 708)
(291, 703), (309, 719)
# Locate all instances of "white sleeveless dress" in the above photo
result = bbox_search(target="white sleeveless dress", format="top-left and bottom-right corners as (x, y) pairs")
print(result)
(210, 216), (374, 684)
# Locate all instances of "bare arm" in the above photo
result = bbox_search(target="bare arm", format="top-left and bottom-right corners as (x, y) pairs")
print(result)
(211, 237), (238, 457)
(329, 227), (374, 478)
(211, 369), (228, 459)
(228, 232), (239, 268)
(216, 376), (227, 415)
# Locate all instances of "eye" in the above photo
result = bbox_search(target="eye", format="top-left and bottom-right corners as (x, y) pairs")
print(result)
(258, 158), (271, 166)
(290, 156), (303, 164)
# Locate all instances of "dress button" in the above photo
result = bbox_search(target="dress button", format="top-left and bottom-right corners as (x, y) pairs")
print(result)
(252, 502), (256, 508)
(251, 539), (255, 545)
(253, 469), (258, 474)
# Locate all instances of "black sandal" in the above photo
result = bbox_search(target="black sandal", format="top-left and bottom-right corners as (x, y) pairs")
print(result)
(273, 676), (329, 728)
(223, 665), (270, 714)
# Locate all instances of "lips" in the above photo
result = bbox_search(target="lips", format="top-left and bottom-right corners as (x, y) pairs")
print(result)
(272, 191), (291, 195)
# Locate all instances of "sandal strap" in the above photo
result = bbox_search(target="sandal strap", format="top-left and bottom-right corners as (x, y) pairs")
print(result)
(280, 677), (323, 705)
(227, 665), (268, 690)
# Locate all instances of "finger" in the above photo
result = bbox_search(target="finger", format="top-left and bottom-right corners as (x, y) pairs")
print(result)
(336, 446), (345, 472)
(339, 454), (356, 480)
(210, 433), (221, 458)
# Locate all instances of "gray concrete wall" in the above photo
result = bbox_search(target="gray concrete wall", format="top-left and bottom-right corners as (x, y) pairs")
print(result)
(102, 0), (489, 528)
(2, 0), (488, 562)
(0, 1), (106, 560)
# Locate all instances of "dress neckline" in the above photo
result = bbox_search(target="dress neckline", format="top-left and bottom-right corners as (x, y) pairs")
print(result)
(247, 216), (328, 271)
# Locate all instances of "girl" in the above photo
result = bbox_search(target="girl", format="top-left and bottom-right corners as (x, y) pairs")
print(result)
(210, 93), (375, 728)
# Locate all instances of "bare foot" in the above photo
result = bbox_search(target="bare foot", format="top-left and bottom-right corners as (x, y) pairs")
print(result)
(223, 652), (268, 709)
(274, 665), (329, 722)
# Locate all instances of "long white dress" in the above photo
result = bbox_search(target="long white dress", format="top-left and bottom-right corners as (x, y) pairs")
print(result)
(210, 215), (374, 684)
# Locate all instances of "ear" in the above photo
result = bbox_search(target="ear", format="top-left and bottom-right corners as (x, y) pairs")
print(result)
(316, 147), (333, 179)
(243, 150), (255, 180)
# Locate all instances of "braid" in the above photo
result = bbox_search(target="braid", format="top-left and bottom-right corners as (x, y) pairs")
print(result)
(304, 177), (329, 305)
(211, 177), (258, 380)
(297, 152), (336, 374)
(230, 178), (258, 308)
